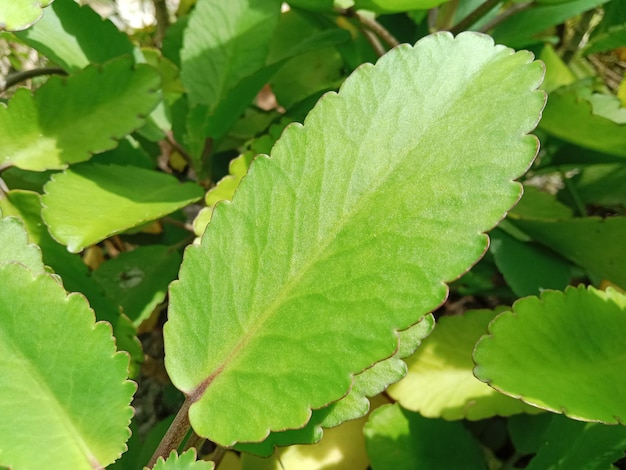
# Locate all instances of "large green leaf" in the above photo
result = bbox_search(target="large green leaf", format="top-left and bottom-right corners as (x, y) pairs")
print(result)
(14, 0), (134, 72)
(0, 216), (45, 272)
(388, 308), (540, 420)
(41, 163), (203, 252)
(165, 31), (545, 446)
(363, 403), (485, 470)
(0, 57), (161, 171)
(474, 285), (626, 424)
(0, 263), (135, 469)
(0, 0), (53, 31)
(353, 0), (450, 13)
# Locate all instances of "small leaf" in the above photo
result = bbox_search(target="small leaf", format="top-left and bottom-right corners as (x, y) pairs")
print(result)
(0, 216), (45, 273)
(0, 0), (53, 31)
(0, 263), (135, 469)
(539, 85), (626, 157)
(474, 285), (626, 424)
(363, 403), (485, 470)
(353, 0), (450, 14)
(0, 56), (161, 171)
(166, 32), (545, 446)
(152, 449), (214, 470)
(92, 245), (182, 326)
(490, 228), (570, 297)
(42, 163), (203, 252)
(511, 216), (626, 290)
(14, 0), (134, 71)
(389, 308), (540, 421)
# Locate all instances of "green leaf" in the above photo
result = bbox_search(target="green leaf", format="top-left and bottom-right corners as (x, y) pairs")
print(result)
(527, 415), (626, 469)
(165, 32), (545, 446)
(180, 0), (281, 108)
(0, 189), (144, 375)
(490, 0), (610, 48)
(92, 245), (182, 326)
(353, 0), (451, 14)
(0, 215), (45, 272)
(584, 23), (626, 55)
(539, 85), (626, 157)
(511, 216), (626, 289)
(236, 315), (435, 456)
(0, 0), (53, 31)
(509, 185), (573, 220)
(388, 308), (540, 420)
(570, 163), (626, 207)
(0, 57), (161, 171)
(0, 263), (135, 469)
(14, 0), (134, 72)
(474, 285), (626, 424)
(152, 449), (215, 470)
(490, 228), (570, 297)
(42, 163), (203, 252)
(363, 403), (485, 470)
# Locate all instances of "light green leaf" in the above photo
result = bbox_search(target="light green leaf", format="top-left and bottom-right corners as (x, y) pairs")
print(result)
(509, 185), (573, 220)
(166, 32), (545, 446)
(14, 0), (134, 72)
(0, 189), (144, 375)
(511, 216), (626, 289)
(0, 215), (45, 272)
(0, 263), (135, 469)
(42, 163), (203, 252)
(474, 285), (626, 424)
(490, 228), (570, 297)
(152, 449), (214, 470)
(539, 85), (626, 157)
(180, 0), (281, 108)
(571, 163), (626, 207)
(389, 308), (540, 420)
(236, 315), (435, 456)
(0, 0), (53, 31)
(92, 245), (182, 326)
(0, 57), (161, 171)
(364, 403), (485, 470)
(353, 0), (450, 14)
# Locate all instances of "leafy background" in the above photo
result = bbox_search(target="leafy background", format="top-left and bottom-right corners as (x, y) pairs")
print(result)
(1, 0), (625, 469)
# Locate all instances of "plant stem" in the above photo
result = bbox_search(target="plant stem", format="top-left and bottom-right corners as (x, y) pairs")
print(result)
(561, 9), (597, 63)
(1, 67), (67, 92)
(436, 0), (459, 31)
(560, 168), (587, 217)
(152, 0), (170, 45)
(361, 27), (387, 57)
(147, 397), (192, 468)
(357, 14), (399, 49)
(449, 0), (503, 35)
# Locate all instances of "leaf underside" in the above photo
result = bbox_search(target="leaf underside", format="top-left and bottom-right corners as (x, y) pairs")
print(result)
(165, 31), (545, 446)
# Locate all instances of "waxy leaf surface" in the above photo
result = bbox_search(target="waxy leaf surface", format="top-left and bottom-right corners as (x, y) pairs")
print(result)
(166, 32), (545, 446)
(474, 285), (626, 424)
(0, 263), (135, 469)
(42, 163), (203, 252)
(0, 56), (161, 171)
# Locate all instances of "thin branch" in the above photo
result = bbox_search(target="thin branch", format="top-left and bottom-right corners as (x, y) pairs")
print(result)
(147, 397), (192, 468)
(357, 14), (399, 49)
(449, 0), (503, 35)
(1, 67), (67, 92)
(479, 2), (533, 33)
(561, 9), (596, 63)
(427, 8), (438, 32)
(152, 0), (170, 45)
(361, 26), (387, 57)
(436, 0), (459, 31)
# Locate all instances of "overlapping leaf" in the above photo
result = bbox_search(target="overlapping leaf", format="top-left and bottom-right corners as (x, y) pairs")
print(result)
(152, 449), (214, 470)
(0, 216), (44, 272)
(0, 56), (161, 171)
(389, 308), (540, 421)
(0, 0), (53, 31)
(0, 262), (135, 469)
(42, 163), (203, 252)
(14, 0), (134, 72)
(166, 31), (545, 446)
(474, 285), (626, 424)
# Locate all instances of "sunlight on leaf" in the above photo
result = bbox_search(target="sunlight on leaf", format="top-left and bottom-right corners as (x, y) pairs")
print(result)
(474, 285), (626, 424)
(166, 31), (545, 446)
(0, 0), (53, 31)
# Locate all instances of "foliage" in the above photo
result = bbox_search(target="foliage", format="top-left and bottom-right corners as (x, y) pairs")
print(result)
(0, 0), (625, 469)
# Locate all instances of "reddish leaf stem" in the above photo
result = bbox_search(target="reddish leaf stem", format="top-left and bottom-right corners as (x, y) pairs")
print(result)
(147, 396), (192, 467)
